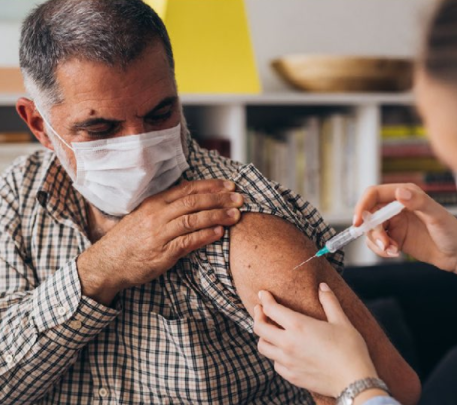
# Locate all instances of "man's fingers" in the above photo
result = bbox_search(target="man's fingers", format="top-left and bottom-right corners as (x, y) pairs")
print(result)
(258, 290), (308, 330)
(257, 338), (283, 363)
(162, 179), (236, 204)
(164, 208), (241, 240)
(318, 283), (351, 326)
(165, 226), (225, 259)
(253, 305), (285, 346)
(165, 192), (244, 221)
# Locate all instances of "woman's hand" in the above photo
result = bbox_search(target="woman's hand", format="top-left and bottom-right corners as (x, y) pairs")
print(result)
(254, 283), (378, 398)
(354, 183), (457, 272)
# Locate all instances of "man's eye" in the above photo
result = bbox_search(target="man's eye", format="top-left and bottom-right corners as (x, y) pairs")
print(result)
(86, 125), (118, 137)
(146, 109), (173, 123)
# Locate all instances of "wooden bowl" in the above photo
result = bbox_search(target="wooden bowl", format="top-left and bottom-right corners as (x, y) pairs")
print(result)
(271, 56), (413, 93)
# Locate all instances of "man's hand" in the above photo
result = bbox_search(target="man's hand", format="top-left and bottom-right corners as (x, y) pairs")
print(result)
(77, 179), (243, 306)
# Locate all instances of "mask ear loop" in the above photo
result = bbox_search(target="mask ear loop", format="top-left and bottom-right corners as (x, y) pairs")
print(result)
(34, 105), (74, 151)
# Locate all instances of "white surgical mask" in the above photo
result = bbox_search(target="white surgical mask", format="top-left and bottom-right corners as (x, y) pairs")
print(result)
(39, 110), (189, 216)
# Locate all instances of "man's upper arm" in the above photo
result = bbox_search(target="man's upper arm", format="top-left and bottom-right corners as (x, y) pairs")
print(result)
(229, 213), (420, 405)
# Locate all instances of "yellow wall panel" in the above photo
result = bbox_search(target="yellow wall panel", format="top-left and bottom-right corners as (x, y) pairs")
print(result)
(146, 0), (260, 94)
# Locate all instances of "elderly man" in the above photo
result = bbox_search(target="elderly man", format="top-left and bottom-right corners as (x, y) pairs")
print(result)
(0, 0), (419, 404)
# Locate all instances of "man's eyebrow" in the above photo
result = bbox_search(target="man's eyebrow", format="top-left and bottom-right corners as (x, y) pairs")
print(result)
(70, 96), (178, 131)
(139, 96), (178, 118)
(71, 117), (123, 131)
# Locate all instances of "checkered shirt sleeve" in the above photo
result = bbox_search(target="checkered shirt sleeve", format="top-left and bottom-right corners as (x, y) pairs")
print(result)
(0, 167), (120, 404)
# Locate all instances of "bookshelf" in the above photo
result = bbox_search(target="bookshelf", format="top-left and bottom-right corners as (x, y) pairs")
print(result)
(0, 91), (439, 266)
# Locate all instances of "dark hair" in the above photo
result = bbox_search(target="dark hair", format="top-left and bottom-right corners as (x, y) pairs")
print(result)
(423, 0), (457, 84)
(19, 0), (174, 105)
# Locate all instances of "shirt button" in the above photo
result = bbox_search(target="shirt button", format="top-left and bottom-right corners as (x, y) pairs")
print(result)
(57, 306), (67, 316)
(99, 388), (108, 398)
(5, 355), (13, 364)
(70, 320), (82, 330)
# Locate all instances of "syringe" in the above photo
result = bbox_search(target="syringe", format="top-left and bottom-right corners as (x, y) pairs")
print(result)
(294, 201), (405, 270)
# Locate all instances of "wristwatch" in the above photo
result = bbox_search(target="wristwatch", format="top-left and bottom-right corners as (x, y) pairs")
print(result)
(336, 377), (391, 405)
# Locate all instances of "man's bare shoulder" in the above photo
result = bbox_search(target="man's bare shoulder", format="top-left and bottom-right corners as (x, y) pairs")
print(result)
(229, 212), (332, 319)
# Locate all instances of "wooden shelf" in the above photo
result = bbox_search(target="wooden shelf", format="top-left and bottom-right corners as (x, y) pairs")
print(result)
(181, 92), (415, 106)
(0, 92), (416, 107)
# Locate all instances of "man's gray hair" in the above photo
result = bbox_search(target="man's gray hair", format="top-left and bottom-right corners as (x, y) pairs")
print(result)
(20, 0), (175, 112)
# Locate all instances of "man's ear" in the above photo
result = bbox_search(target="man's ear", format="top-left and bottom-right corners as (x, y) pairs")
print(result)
(16, 98), (54, 151)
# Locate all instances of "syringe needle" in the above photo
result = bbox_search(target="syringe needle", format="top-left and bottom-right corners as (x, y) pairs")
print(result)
(293, 255), (317, 270)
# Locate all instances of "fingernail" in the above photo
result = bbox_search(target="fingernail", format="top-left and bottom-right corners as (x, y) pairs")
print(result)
(224, 181), (234, 190)
(398, 188), (412, 201)
(227, 208), (238, 218)
(319, 282), (330, 292)
(214, 226), (223, 235)
(353, 215), (357, 225)
(376, 239), (385, 251)
(231, 193), (243, 203)
(386, 246), (399, 257)
(258, 291), (263, 301)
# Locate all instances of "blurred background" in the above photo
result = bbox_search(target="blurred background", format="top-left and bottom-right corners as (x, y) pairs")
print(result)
(1, 0), (456, 386)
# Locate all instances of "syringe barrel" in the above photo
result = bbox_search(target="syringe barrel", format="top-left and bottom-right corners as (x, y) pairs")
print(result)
(325, 226), (363, 253)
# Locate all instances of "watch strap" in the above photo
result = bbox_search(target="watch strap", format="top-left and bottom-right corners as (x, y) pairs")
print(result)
(336, 377), (391, 405)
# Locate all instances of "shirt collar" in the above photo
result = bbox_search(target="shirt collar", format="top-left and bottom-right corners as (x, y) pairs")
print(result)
(36, 154), (88, 233)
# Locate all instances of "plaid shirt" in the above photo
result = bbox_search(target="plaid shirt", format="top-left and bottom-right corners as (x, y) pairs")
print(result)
(0, 137), (343, 404)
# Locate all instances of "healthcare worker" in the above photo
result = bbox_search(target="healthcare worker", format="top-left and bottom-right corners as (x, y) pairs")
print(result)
(253, 0), (457, 404)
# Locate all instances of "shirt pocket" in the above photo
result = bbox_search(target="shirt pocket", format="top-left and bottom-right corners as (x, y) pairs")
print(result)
(126, 311), (240, 403)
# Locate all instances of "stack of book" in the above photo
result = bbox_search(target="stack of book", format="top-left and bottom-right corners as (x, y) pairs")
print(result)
(381, 110), (457, 206)
(248, 113), (358, 214)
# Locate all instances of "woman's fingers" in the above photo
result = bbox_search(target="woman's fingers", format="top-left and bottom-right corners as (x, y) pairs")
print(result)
(354, 184), (400, 226)
(257, 338), (283, 363)
(366, 231), (400, 258)
(366, 225), (400, 257)
(258, 291), (308, 330)
(253, 305), (285, 346)
(394, 185), (450, 223)
(274, 362), (294, 381)
(318, 283), (351, 326)
(354, 183), (448, 227)
(367, 225), (391, 252)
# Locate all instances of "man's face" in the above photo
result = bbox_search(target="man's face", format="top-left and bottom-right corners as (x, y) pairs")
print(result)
(44, 42), (180, 175)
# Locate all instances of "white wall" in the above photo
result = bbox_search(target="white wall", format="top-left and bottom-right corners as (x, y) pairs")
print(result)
(0, 0), (434, 91)
(0, 22), (21, 66)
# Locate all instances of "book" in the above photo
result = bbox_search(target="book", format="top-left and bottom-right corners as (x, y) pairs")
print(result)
(197, 137), (231, 158)
(383, 157), (447, 173)
(382, 142), (434, 158)
(303, 117), (320, 208)
(247, 112), (357, 215)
